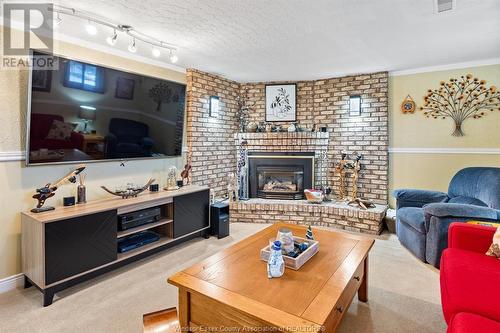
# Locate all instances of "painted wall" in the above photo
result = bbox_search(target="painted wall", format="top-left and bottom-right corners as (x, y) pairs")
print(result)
(0, 37), (186, 280)
(389, 64), (500, 206)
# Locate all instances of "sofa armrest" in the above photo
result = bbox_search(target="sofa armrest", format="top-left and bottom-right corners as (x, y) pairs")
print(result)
(448, 222), (496, 253)
(393, 189), (448, 209)
(440, 248), (500, 323)
(424, 203), (499, 220)
(141, 137), (154, 148)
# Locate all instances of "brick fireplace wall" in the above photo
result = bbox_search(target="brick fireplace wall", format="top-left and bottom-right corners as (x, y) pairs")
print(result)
(186, 69), (240, 196)
(187, 70), (388, 203)
(241, 73), (389, 204)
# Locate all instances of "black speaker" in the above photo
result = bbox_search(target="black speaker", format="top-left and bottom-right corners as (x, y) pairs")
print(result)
(210, 202), (229, 239)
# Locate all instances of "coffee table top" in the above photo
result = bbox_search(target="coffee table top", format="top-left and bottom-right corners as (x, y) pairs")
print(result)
(168, 222), (374, 328)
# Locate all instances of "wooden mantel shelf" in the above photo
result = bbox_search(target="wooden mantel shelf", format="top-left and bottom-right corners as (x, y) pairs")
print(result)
(235, 132), (329, 140)
(22, 185), (208, 223)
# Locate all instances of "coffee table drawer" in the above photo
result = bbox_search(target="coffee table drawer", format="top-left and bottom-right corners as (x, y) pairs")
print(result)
(324, 260), (365, 332)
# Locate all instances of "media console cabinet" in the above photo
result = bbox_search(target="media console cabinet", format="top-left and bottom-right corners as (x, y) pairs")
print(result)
(21, 185), (210, 306)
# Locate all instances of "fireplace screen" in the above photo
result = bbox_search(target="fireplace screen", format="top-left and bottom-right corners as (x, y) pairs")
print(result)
(257, 166), (304, 199)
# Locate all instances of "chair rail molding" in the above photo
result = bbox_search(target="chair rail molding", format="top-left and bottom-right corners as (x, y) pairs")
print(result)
(389, 148), (500, 155)
(0, 151), (25, 162)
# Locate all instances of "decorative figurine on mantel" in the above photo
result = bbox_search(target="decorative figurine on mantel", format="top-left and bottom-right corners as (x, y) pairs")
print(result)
(227, 172), (238, 202)
(165, 166), (179, 191)
(236, 89), (254, 133)
(31, 164), (86, 213)
(334, 151), (348, 200)
(350, 153), (363, 200)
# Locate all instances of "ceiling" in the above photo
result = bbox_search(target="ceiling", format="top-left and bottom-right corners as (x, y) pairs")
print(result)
(50, 0), (500, 81)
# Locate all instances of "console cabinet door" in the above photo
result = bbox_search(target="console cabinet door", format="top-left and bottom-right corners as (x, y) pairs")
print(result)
(173, 190), (209, 238)
(45, 210), (117, 285)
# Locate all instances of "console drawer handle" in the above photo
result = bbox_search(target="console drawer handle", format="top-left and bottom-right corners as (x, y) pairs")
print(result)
(336, 306), (344, 314)
(353, 276), (360, 281)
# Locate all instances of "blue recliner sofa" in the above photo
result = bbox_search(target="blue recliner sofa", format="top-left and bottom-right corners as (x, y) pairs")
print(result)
(393, 167), (500, 267)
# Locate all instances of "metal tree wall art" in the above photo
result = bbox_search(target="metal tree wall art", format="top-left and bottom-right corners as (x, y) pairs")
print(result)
(420, 74), (500, 136)
(149, 83), (172, 111)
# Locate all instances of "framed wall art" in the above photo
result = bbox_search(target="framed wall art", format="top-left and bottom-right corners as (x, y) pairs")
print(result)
(265, 84), (296, 122)
(115, 77), (135, 100)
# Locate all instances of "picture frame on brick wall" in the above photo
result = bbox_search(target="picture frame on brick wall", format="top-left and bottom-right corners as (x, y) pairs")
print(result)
(265, 84), (297, 122)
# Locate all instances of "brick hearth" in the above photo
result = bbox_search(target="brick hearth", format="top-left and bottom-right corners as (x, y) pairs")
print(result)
(230, 199), (387, 235)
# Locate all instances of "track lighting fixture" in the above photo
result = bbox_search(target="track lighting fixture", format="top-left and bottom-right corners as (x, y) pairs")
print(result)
(128, 38), (137, 53)
(106, 30), (118, 46)
(50, 5), (179, 63)
(85, 20), (97, 35)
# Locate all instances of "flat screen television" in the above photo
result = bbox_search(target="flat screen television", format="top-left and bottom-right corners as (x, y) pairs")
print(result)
(26, 50), (186, 165)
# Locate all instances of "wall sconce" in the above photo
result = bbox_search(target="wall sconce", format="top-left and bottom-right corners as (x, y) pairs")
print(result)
(209, 96), (220, 117)
(349, 95), (361, 116)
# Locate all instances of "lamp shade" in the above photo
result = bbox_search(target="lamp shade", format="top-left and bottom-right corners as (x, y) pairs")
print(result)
(78, 105), (96, 121)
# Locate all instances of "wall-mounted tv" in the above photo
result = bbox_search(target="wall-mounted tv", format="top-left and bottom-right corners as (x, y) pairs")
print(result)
(26, 50), (186, 165)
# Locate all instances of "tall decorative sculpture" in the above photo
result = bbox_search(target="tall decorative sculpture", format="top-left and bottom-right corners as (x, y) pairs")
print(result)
(236, 89), (254, 133)
(420, 74), (500, 136)
(227, 172), (238, 203)
(334, 151), (348, 200)
(350, 153), (362, 200)
(237, 139), (249, 200)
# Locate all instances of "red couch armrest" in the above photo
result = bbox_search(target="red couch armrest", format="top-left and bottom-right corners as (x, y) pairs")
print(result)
(448, 223), (496, 254)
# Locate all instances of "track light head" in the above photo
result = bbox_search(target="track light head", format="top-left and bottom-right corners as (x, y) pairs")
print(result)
(85, 21), (97, 35)
(106, 30), (118, 46)
(52, 13), (62, 28)
(169, 50), (178, 63)
(128, 38), (137, 53)
(152, 48), (161, 58)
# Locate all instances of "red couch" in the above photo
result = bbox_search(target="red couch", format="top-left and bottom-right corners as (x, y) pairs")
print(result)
(440, 223), (500, 333)
(29, 114), (84, 151)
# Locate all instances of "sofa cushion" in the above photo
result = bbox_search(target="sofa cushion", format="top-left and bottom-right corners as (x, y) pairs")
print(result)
(448, 312), (500, 333)
(440, 248), (500, 323)
(397, 207), (425, 233)
(448, 196), (488, 207)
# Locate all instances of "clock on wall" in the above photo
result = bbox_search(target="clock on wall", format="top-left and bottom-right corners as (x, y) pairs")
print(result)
(401, 95), (416, 114)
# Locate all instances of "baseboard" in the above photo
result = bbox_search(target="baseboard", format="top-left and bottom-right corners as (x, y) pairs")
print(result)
(0, 273), (24, 293)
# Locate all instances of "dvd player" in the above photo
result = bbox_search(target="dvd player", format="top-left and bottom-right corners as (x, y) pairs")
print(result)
(118, 207), (161, 231)
(117, 231), (160, 253)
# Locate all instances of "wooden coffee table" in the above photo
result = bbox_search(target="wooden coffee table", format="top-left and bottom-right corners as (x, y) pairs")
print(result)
(168, 222), (374, 333)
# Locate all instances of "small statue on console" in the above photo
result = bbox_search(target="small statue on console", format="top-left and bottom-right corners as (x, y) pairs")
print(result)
(31, 164), (86, 213)
(181, 147), (192, 186)
(165, 166), (179, 191)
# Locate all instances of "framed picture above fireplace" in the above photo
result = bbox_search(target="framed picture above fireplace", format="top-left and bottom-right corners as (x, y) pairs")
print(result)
(265, 84), (296, 122)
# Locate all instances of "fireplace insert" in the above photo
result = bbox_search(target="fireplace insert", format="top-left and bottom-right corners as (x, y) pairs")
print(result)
(248, 152), (314, 200)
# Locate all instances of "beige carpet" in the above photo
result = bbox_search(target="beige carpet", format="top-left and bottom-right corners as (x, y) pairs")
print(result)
(0, 223), (446, 333)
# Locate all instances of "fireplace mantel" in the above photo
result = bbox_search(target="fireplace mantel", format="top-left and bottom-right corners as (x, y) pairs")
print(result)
(235, 132), (329, 142)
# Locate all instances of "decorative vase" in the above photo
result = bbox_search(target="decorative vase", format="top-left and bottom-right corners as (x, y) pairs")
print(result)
(77, 185), (86, 204)
(277, 228), (295, 253)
